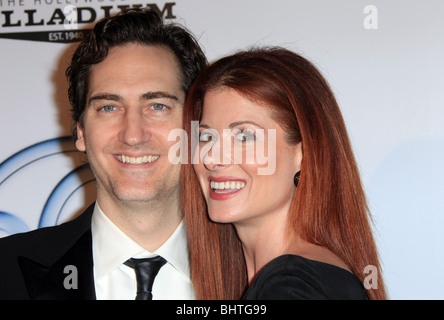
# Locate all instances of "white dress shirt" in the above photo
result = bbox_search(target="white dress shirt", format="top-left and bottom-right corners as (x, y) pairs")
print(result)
(91, 203), (195, 300)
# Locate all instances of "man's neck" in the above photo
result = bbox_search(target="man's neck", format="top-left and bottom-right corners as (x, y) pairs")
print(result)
(96, 195), (182, 252)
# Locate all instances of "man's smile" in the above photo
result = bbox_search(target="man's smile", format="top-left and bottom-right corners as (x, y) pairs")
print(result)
(116, 154), (160, 164)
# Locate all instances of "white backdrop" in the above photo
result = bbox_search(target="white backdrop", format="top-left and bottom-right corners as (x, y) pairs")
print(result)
(0, 0), (443, 299)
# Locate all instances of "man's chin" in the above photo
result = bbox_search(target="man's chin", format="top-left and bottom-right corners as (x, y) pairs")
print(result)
(110, 186), (157, 202)
(114, 193), (157, 204)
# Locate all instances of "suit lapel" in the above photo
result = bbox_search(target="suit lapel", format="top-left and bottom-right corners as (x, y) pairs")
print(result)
(18, 204), (96, 300)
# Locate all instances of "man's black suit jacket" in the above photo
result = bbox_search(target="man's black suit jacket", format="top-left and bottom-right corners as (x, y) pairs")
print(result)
(0, 203), (96, 299)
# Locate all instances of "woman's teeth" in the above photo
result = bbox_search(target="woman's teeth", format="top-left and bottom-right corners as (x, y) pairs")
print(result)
(210, 180), (245, 193)
(118, 155), (160, 164)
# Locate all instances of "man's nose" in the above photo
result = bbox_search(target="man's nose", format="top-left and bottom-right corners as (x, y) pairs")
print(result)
(119, 108), (150, 146)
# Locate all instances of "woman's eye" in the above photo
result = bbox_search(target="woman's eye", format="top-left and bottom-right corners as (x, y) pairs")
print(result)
(101, 105), (116, 112)
(199, 131), (217, 142)
(151, 104), (168, 111)
(235, 130), (256, 142)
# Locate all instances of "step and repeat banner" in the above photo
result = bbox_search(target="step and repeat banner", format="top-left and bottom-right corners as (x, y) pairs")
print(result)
(0, 0), (443, 299)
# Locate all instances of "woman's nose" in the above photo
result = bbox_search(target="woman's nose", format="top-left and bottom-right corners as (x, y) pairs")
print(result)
(200, 132), (232, 171)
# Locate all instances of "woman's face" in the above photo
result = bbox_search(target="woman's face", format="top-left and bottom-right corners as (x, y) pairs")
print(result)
(193, 87), (302, 227)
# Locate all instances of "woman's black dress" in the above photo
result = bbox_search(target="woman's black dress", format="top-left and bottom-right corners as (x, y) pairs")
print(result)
(243, 254), (368, 300)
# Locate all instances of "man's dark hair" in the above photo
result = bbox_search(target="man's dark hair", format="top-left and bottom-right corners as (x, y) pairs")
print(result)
(66, 8), (207, 139)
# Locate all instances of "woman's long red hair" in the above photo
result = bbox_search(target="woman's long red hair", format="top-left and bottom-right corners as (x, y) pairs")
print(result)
(182, 47), (387, 300)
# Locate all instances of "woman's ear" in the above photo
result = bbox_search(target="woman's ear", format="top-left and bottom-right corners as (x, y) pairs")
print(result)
(293, 142), (303, 172)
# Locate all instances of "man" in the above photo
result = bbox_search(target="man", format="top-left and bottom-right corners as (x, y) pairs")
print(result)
(0, 8), (207, 299)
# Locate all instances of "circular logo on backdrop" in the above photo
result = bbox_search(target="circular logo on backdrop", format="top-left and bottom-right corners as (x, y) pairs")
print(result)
(0, 137), (96, 237)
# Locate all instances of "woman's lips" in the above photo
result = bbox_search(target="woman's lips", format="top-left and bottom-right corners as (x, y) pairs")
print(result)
(208, 176), (246, 200)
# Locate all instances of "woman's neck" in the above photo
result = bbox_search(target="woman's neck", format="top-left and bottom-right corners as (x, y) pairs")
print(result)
(234, 213), (296, 283)
(237, 220), (352, 282)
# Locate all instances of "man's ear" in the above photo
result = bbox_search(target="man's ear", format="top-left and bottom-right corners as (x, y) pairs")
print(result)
(75, 123), (86, 152)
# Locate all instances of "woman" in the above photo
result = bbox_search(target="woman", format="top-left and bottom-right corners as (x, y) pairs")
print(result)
(181, 47), (387, 299)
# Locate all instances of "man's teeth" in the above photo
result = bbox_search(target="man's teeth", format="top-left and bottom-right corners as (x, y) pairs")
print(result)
(118, 155), (160, 164)
(210, 180), (245, 192)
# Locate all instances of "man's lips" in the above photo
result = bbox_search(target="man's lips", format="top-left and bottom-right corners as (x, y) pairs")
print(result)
(116, 154), (160, 165)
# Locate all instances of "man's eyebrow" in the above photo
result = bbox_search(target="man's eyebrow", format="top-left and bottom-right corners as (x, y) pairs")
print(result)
(88, 91), (180, 105)
(88, 93), (122, 105)
(142, 91), (180, 101)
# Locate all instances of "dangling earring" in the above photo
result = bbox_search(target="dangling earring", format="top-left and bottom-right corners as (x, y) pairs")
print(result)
(294, 171), (301, 187)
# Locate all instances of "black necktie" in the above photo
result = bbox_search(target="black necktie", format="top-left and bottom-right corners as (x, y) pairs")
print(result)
(124, 256), (167, 300)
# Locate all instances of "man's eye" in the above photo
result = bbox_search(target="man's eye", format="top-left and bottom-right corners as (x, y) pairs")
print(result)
(100, 105), (116, 112)
(151, 104), (168, 111)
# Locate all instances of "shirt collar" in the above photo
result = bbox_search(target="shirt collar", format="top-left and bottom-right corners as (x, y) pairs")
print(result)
(91, 202), (190, 281)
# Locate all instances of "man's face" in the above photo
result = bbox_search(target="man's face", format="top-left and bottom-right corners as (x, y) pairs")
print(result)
(75, 44), (185, 210)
